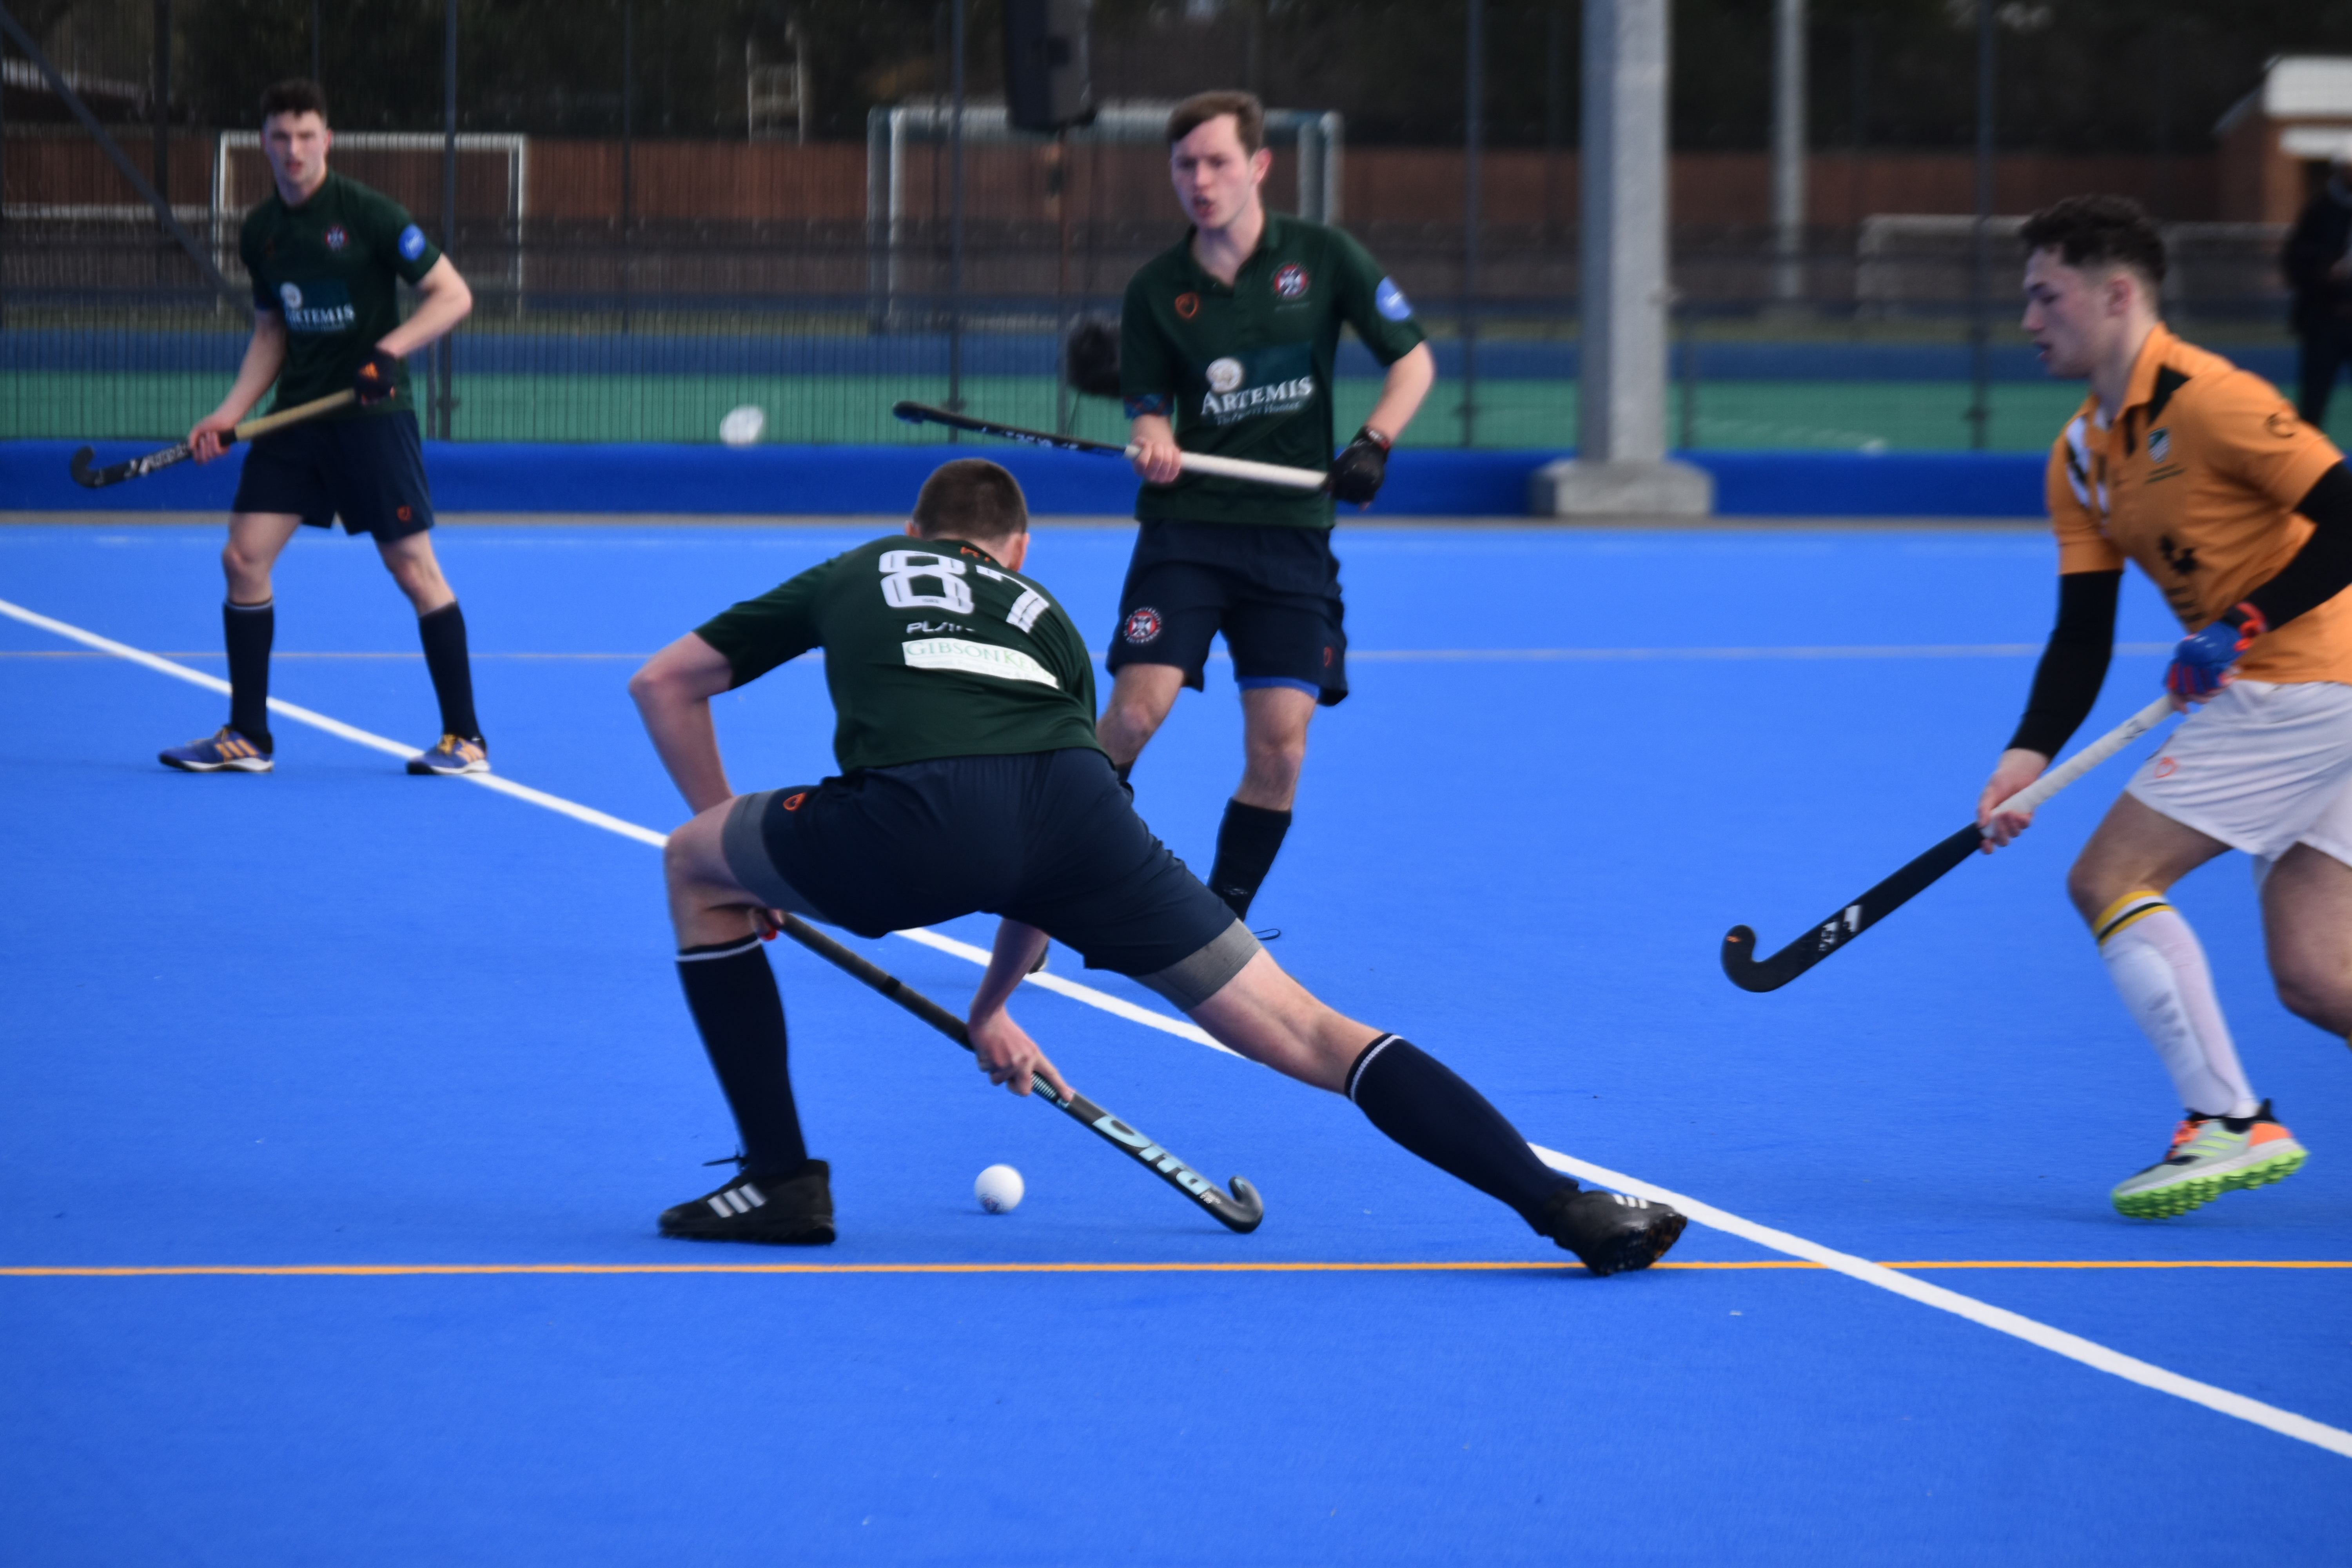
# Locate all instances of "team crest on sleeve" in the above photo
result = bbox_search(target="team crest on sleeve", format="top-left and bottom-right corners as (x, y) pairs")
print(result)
(1375, 276), (1412, 320)
(398, 223), (428, 261)
(1175, 292), (1201, 319)
(324, 224), (348, 251)
(1122, 607), (1164, 644)
(1272, 263), (1311, 300)
(2268, 412), (2300, 439)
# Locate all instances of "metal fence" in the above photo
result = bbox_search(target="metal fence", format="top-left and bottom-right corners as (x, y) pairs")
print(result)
(0, 0), (2319, 453)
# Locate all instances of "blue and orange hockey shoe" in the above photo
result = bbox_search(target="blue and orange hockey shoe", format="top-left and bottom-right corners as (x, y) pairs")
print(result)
(159, 727), (272, 773)
(405, 734), (490, 776)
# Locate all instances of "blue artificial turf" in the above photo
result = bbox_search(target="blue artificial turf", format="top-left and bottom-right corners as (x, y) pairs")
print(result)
(1, 521), (2345, 1563)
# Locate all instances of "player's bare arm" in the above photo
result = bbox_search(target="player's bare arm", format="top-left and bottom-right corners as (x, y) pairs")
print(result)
(191, 312), (289, 462)
(965, 920), (1073, 1099)
(1362, 342), (1437, 446)
(629, 632), (741, 815)
(377, 256), (473, 361)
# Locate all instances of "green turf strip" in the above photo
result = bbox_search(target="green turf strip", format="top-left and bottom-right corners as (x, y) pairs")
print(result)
(15, 370), (2340, 453)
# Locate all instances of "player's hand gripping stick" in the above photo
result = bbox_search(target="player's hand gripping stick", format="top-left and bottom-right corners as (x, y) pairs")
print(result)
(891, 401), (1327, 493)
(774, 914), (1265, 1233)
(2166, 604), (2265, 700)
(1719, 694), (2176, 993)
(68, 389), (359, 489)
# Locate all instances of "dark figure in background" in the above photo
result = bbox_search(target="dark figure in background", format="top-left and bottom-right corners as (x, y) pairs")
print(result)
(2283, 151), (2352, 432)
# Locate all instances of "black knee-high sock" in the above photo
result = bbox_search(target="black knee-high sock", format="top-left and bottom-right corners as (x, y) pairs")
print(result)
(675, 937), (808, 1178)
(223, 599), (274, 749)
(1207, 799), (1291, 920)
(1347, 1035), (1573, 1230)
(416, 602), (481, 741)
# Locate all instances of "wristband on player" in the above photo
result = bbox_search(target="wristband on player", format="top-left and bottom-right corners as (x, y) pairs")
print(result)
(2165, 601), (2267, 699)
(353, 347), (402, 405)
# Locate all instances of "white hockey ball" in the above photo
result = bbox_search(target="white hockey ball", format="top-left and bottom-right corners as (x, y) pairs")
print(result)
(975, 1163), (1025, 1214)
(719, 405), (766, 447)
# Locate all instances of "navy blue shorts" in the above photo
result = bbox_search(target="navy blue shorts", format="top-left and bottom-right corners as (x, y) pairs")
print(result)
(231, 411), (434, 541)
(1107, 520), (1348, 706)
(719, 748), (1259, 1009)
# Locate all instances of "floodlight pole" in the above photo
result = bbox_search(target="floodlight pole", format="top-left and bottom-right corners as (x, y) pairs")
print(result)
(1463, 0), (1483, 448)
(1530, 0), (1711, 516)
(947, 0), (967, 425)
(437, 0), (459, 441)
(1967, 0), (1993, 453)
(1770, 0), (1804, 305)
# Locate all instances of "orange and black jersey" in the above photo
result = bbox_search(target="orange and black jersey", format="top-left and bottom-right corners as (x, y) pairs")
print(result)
(2013, 325), (2352, 755)
(2045, 324), (2350, 684)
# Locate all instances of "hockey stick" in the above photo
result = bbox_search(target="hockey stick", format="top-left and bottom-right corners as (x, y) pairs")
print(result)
(775, 913), (1266, 1234)
(1720, 693), (2176, 993)
(891, 400), (1329, 492)
(69, 389), (357, 489)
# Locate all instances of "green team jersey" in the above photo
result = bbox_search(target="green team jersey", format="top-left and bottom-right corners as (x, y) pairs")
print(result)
(1120, 211), (1426, 530)
(695, 536), (1103, 773)
(240, 170), (443, 420)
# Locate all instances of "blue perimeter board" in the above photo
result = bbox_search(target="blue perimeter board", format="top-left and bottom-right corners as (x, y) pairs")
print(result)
(2, 524), (2345, 1563)
(2, 439), (2051, 517)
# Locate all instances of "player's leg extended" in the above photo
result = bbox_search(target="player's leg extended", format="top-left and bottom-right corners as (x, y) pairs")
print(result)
(1097, 662), (1186, 783)
(1184, 951), (1683, 1272)
(1208, 684), (1315, 918)
(377, 530), (488, 772)
(653, 802), (829, 1241)
(2262, 842), (2352, 1038)
(2071, 794), (2304, 1214)
(2070, 794), (2248, 1114)
(162, 510), (300, 771)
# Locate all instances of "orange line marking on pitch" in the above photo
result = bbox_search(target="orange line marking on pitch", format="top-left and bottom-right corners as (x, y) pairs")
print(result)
(2, 1259), (2345, 1279)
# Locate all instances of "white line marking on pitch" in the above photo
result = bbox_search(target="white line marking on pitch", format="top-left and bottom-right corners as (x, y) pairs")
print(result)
(4, 591), (2343, 1461)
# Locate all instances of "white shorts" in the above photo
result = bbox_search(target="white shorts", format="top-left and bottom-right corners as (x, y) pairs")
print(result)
(2123, 679), (2352, 877)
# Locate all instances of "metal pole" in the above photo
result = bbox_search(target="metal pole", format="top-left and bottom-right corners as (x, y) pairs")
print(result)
(1967, 0), (1993, 453)
(153, 0), (171, 229)
(947, 0), (965, 423)
(2154, 16), (2175, 222)
(621, 0), (634, 333)
(1530, 0), (1710, 516)
(1463, 0), (1482, 447)
(1, 22), (9, 334)
(1544, 4), (1565, 240)
(440, 0), (458, 441)
(1770, 0), (1804, 304)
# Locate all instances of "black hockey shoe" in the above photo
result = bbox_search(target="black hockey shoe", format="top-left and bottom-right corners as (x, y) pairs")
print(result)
(1537, 1185), (1687, 1276)
(659, 1158), (835, 1245)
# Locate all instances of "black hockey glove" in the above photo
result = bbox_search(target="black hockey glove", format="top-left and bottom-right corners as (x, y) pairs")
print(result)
(1064, 318), (1122, 398)
(353, 347), (402, 405)
(1328, 426), (1390, 506)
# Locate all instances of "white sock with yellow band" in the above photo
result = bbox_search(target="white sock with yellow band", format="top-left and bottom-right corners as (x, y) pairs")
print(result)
(2094, 889), (2258, 1119)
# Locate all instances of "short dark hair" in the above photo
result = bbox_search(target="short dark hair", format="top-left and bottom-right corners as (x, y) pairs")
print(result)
(1167, 91), (1264, 155)
(260, 78), (329, 123)
(911, 459), (1029, 545)
(2020, 194), (2166, 288)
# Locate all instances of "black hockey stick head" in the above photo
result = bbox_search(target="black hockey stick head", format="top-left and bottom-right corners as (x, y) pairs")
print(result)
(68, 439), (196, 489)
(1719, 924), (1806, 993)
(891, 400), (930, 426)
(1205, 1174), (1265, 1233)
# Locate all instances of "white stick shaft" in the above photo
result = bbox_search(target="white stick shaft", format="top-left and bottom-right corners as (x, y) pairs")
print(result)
(1988, 694), (2175, 822)
(1123, 443), (1328, 492)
